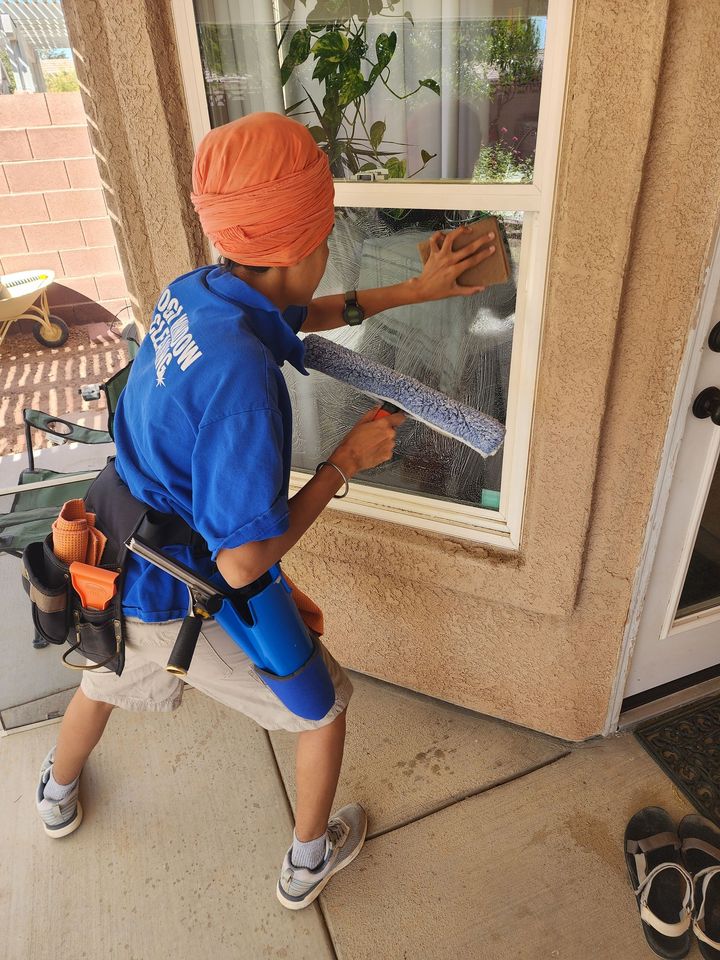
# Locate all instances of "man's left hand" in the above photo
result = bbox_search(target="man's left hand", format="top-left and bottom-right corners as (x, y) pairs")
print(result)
(410, 225), (496, 302)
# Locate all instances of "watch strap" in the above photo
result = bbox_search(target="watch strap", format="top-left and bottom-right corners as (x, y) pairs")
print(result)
(343, 289), (365, 325)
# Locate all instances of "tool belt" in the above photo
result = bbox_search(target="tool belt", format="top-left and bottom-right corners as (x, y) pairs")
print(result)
(21, 460), (336, 721)
(21, 459), (207, 676)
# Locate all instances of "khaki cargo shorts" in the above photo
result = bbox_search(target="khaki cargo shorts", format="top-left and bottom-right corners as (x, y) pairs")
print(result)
(81, 616), (353, 733)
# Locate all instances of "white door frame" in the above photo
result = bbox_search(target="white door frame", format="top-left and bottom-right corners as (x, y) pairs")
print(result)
(605, 217), (720, 734)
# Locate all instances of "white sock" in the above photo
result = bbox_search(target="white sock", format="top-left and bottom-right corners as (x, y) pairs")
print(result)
(44, 769), (78, 802)
(291, 830), (327, 870)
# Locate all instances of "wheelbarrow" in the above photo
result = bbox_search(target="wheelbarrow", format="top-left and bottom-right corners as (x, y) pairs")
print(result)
(0, 269), (69, 348)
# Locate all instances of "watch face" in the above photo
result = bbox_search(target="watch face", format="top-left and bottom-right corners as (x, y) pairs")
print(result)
(345, 303), (364, 325)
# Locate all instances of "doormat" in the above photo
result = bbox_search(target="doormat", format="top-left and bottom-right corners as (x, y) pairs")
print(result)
(636, 694), (720, 827)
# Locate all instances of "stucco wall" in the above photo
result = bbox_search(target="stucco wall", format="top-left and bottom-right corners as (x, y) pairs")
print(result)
(62, 0), (720, 740)
(61, 0), (205, 324)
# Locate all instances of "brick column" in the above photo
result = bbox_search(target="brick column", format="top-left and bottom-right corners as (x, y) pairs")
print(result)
(61, 0), (206, 327)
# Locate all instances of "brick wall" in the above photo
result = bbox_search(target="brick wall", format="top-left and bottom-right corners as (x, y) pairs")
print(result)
(0, 92), (131, 328)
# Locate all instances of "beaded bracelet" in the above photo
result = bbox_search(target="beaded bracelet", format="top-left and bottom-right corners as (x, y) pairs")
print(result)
(316, 460), (350, 499)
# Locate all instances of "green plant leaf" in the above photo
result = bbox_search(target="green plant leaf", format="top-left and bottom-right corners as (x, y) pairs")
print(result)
(369, 120), (386, 150)
(367, 63), (382, 87)
(386, 156), (406, 179)
(328, 140), (344, 164)
(344, 142), (359, 174)
(369, 0), (383, 13)
(404, 10), (414, 25)
(312, 56), (338, 81)
(312, 31), (350, 61)
(280, 56), (295, 86)
(322, 99), (342, 136)
(358, 162), (377, 170)
(302, 85), (325, 123)
(419, 78), (440, 95)
(288, 27), (311, 63)
(285, 97), (308, 114)
(280, 28), (312, 85)
(420, 149), (435, 164)
(375, 31), (397, 68)
(308, 125), (327, 143)
(351, 148), (396, 157)
(338, 67), (367, 105)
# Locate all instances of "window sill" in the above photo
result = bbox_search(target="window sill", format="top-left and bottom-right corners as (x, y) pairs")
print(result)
(289, 468), (520, 550)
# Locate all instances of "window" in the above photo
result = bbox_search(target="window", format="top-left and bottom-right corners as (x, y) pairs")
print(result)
(173, 0), (572, 547)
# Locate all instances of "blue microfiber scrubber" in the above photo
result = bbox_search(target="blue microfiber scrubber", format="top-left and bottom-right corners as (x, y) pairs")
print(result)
(302, 334), (505, 457)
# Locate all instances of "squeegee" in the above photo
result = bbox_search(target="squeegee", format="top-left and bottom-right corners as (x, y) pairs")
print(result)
(302, 334), (505, 458)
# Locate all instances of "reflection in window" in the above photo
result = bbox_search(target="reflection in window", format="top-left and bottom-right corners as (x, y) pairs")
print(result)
(192, 1), (547, 183)
(284, 208), (521, 507)
(0, 1), (78, 94)
(677, 460), (720, 618)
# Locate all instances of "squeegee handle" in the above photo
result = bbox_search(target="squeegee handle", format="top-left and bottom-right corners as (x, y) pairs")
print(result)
(166, 614), (203, 676)
(373, 402), (401, 420)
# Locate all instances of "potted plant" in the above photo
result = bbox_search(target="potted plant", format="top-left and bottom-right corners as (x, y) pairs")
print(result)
(277, 0), (439, 179)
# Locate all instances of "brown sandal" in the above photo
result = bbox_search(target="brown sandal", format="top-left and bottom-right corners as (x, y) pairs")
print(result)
(625, 807), (694, 959)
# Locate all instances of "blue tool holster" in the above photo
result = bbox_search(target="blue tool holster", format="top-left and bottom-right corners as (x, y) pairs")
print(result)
(125, 531), (336, 722)
(213, 566), (336, 721)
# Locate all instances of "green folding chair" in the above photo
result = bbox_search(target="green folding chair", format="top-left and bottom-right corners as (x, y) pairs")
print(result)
(22, 363), (131, 472)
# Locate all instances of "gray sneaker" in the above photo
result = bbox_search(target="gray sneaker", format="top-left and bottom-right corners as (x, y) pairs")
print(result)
(277, 803), (367, 910)
(36, 748), (83, 838)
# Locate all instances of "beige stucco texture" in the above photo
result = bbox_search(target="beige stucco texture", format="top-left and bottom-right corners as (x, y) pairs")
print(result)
(64, 1), (720, 740)
(62, 0), (205, 322)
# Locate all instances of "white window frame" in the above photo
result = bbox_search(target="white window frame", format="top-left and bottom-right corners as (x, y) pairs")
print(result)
(171, 0), (574, 550)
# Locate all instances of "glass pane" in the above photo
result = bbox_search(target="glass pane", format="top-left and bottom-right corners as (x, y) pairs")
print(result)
(676, 457), (720, 618)
(284, 208), (522, 507)
(192, 1), (548, 183)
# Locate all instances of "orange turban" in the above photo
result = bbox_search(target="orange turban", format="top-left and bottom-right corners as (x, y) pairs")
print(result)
(191, 113), (335, 268)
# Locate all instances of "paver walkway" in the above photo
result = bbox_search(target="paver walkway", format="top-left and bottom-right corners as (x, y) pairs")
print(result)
(0, 325), (126, 456)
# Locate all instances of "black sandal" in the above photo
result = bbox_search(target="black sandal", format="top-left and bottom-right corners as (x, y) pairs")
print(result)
(625, 807), (694, 959)
(679, 814), (720, 959)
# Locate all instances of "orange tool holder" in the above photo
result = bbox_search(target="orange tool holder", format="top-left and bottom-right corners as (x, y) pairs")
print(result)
(69, 561), (119, 611)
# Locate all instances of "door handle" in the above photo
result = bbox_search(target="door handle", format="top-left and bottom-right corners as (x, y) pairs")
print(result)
(693, 386), (720, 425)
(709, 321), (720, 352)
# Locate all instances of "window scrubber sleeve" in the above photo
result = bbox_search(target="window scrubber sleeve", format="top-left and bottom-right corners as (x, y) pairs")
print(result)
(302, 334), (505, 458)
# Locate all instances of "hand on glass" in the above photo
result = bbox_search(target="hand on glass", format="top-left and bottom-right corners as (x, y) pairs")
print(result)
(412, 225), (496, 301)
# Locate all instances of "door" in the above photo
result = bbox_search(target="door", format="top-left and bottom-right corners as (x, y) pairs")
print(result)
(625, 230), (720, 697)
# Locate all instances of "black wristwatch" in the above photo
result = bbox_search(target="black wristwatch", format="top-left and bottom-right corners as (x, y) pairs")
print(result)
(343, 290), (365, 326)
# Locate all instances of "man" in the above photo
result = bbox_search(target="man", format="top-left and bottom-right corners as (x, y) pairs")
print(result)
(36, 113), (496, 909)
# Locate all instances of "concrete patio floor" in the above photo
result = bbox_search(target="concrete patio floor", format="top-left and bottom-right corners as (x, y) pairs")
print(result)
(1, 672), (694, 960)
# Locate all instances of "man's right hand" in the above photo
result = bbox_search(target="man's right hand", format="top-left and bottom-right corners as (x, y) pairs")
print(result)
(331, 406), (406, 477)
